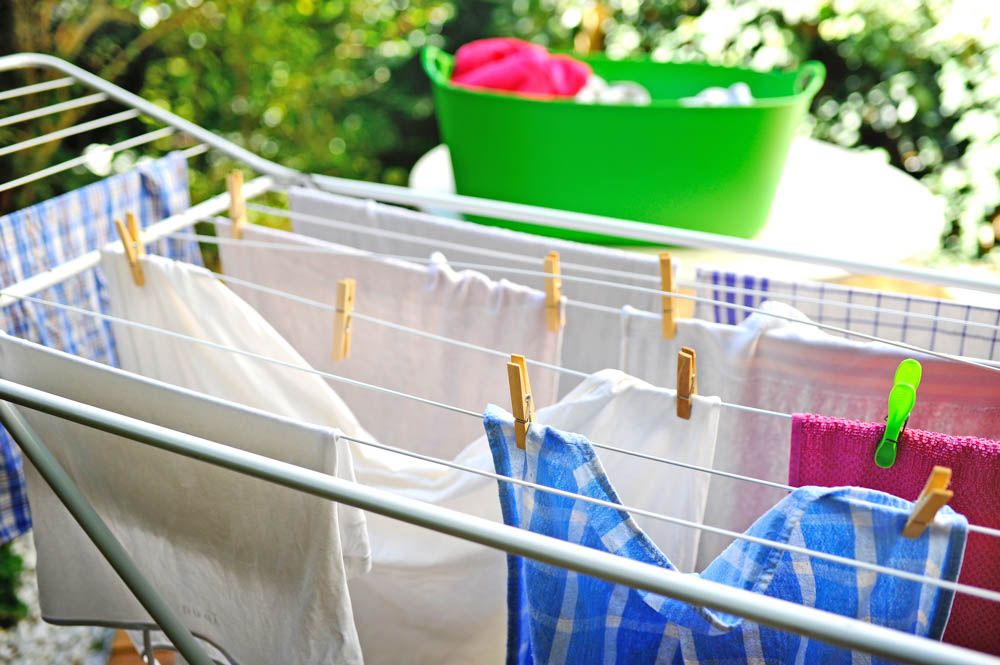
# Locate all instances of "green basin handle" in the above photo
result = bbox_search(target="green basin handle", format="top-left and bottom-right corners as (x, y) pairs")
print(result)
(796, 61), (826, 97)
(422, 45), (453, 83)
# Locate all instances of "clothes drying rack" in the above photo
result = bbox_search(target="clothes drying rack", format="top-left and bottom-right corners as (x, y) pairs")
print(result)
(1, 53), (999, 665)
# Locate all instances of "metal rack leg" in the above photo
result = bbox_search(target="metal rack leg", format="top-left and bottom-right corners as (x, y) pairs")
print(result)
(143, 628), (154, 664)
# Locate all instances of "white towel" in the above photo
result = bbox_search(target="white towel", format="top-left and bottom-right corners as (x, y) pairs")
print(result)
(288, 187), (662, 392)
(102, 247), (371, 570)
(217, 222), (562, 459)
(0, 333), (365, 665)
(620, 301), (1000, 570)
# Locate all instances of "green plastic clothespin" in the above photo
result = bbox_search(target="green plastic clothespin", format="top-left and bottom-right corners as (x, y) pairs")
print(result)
(874, 359), (922, 468)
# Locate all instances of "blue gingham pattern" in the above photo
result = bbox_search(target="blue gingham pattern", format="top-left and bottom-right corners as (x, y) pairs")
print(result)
(0, 153), (202, 543)
(694, 268), (1000, 361)
(484, 404), (968, 665)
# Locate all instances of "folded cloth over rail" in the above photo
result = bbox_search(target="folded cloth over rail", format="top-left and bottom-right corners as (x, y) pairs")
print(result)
(619, 301), (1000, 570)
(217, 221), (562, 458)
(288, 187), (662, 393)
(0, 333), (365, 665)
(101, 248), (370, 573)
(0, 153), (202, 543)
(693, 267), (1000, 361)
(484, 404), (968, 665)
(100, 246), (721, 665)
(790, 415), (1000, 655)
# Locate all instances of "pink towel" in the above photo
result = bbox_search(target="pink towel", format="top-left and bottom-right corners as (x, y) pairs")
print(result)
(451, 38), (590, 97)
(790, 414), (1000, 655)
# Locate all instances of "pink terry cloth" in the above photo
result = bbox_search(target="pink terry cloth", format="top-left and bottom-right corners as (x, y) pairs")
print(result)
(451, 37), (590, 97)
(789, 414), (1000, 655)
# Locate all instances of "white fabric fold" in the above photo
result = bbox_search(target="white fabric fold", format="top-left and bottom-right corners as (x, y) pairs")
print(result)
(102, 247), (372, 571)
(0, 333), (365, 665)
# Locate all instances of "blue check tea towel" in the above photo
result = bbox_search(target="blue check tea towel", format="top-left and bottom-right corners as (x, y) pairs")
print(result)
(484, 404), (967, 665)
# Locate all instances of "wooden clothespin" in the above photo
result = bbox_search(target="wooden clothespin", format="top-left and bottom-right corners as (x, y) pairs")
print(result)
(507, 354), (535, 450)
(227, 169), (247, 239)
(659, 252), (676, 339)
(543, 251), (564, 332)
(114, 211), (145, 286)
(332, 278), (356, 361)
(903, 466), (953, 538)
(676, 346), (697, 419)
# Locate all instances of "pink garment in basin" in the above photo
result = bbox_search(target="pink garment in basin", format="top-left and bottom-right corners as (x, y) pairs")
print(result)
(789, 414), (1000, 655)
(451, 38), (590, 97)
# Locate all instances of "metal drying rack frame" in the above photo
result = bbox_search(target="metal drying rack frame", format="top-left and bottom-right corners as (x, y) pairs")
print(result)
(1, 53), (999, 665)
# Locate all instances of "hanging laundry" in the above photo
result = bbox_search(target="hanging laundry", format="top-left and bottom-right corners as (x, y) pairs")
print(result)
(680, 82), (754, 106)
(619, 301), (1000, 570)
(484, 404), (968, 665)
(451, 38), (591, 98)
(349, 372), (719, 665)
(790, 415), (1000, 655)
(693, 267), (1000, 361)
(99, 247), (720, 664)
(217, 221), (562, 458)
(288, 187), (661, 393)
(0, 153), (202, 544)
(0, 333), (365, 665)
(575, 76), (652, 105)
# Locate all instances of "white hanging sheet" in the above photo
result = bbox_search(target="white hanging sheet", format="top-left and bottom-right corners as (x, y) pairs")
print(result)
(216, 221), (562, 458)
(288, 187), (661, 393)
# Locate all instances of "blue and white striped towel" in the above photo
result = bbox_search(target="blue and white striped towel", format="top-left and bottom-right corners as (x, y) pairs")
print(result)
(694, 268), (1000, 361)
(0, 153), (202, 543)
(484, 404), (967, 665)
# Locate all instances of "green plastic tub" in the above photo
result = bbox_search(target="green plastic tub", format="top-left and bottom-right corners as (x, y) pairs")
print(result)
(422, 46), (825, 244)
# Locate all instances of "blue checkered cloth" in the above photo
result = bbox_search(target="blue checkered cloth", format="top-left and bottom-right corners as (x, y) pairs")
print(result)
(0, 153), (202, 543)
(484, 404), (968, 665)
(694, 268), (1000, 361)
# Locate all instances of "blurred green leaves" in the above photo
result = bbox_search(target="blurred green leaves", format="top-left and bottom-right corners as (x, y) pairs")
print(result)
(1, 0), (454, 210)
(0, 542), (27, 629)
(132, 0), (455, 202)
